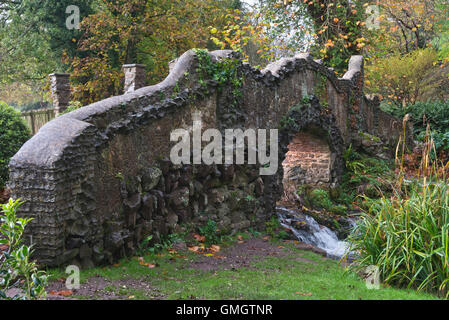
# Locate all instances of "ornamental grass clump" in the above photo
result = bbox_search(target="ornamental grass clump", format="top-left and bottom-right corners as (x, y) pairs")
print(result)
(346, 124), (449, 298)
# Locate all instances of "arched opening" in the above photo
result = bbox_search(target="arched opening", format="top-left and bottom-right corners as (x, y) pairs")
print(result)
(271, 97), (345, 208)
(281, 125), (333, 203)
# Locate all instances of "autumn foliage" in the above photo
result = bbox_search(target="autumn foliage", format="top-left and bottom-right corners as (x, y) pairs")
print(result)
(66, 0), (235, 105)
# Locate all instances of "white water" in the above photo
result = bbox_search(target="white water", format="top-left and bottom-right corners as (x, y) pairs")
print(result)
(276, 207), (354, 259)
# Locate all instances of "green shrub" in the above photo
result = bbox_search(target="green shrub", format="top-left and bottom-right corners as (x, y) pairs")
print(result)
(346, 179), (449, 297)
(309, 189), (333, 210)
(365, 48), (440, 106)
(199, 220), (220, 247)
(59, 101), (82, 116)
(381, 100), (449, 155)
(0, 101), (30, 188)
(339, 145), (394, 205)
(1, 199), (47, 300)
(265, 215), (282, 239)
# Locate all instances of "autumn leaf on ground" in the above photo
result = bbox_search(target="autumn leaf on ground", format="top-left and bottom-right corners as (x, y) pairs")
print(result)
(188, 245), (202, 253)
(50, 290), (73, 297)
(210, 245), (220, 253)
(277, 246), (285, 249)
(262, 236), (270, 241)
(193, 234), (206, 242)
(138, 257), (156, 268)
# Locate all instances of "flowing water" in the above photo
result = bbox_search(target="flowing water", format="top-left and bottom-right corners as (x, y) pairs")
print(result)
(276, 206), (356, 260)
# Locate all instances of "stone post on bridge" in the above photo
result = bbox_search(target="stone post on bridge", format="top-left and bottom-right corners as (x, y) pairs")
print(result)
(122, 64), (146, 94)
(49, 73), (71, 116)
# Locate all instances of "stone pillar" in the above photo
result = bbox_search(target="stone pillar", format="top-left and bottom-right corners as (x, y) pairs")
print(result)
(49, 73), (71, 116)
(122, 64), (146, 94)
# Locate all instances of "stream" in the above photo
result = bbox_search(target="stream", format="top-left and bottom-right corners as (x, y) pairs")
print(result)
(276, 206), (357, 260)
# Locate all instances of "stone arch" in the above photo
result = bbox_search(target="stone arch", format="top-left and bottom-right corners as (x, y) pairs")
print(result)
(274, 96), (345, 205)
(8, 49), (410, 267)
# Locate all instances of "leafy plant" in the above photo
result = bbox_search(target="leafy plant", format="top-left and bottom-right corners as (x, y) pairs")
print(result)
(365, 49), (441, 106)
(136, 235), (153, 256)
(382, 100), (449, 156)
(0, 199), (47, 300)
(265, 215), (289, 240)
(346, 132), (449, 298)
(346, 180), (449, 297)
(59, 101), (82, 116)
(308, 189), (334, 210)
(193, 48), (243, 109)
(0, 101), (30, 188)
(199, 219), (220, 247)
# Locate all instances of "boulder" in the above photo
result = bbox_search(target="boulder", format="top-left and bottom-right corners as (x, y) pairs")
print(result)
(141, 167), (163, 191)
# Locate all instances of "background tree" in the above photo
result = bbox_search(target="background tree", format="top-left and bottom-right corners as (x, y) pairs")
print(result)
(0, 0), (94, 107)
(211, 0), (371, 73)
(67, 0), (240, 104)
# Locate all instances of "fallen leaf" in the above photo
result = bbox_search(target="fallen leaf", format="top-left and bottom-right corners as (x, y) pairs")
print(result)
(277, 246), (285, 249)
(138, 257), (156, 268)
(50, 290), (73, 297)
(237, 235), (243, 241)
(188, 246), (201, 253)
(193, 234), (206, 242)
(210, 245), (221, 253)
(263, 236), (270, 241)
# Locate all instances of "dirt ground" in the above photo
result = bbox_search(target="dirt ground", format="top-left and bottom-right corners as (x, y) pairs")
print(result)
(0, 188), (9, 204)
(46, 238), (329, 300)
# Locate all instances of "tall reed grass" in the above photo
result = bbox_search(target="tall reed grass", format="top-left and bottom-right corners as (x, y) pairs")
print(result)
(346, 123), (449, 297)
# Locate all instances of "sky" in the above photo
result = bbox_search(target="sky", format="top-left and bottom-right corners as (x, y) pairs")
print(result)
(243, 0), (258, 6)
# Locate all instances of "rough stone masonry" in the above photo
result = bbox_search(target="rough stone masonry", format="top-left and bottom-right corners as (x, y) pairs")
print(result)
(8, 49), (413, 267)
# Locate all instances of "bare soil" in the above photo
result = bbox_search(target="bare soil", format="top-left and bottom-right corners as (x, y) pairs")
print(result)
(0, 188), (9, 204)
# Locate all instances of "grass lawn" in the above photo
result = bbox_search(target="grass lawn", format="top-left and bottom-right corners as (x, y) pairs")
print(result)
(46, 237), (439, 300)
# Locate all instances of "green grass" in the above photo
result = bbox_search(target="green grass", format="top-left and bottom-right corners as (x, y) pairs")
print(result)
(47, 240), (439, 300)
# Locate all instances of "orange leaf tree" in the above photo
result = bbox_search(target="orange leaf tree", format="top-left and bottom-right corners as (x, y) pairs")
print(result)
(66, 0), (236, 104)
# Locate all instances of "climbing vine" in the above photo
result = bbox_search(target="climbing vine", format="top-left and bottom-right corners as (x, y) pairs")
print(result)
(193, 48), (243, 108)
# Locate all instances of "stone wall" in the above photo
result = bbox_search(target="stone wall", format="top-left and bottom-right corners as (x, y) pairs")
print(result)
(282, 129), (332, 202)
(8, 49), (412, 267)
(283, 130), (331, 185)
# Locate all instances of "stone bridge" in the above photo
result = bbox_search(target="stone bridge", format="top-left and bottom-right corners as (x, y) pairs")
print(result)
(8, 49), (412, 267)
